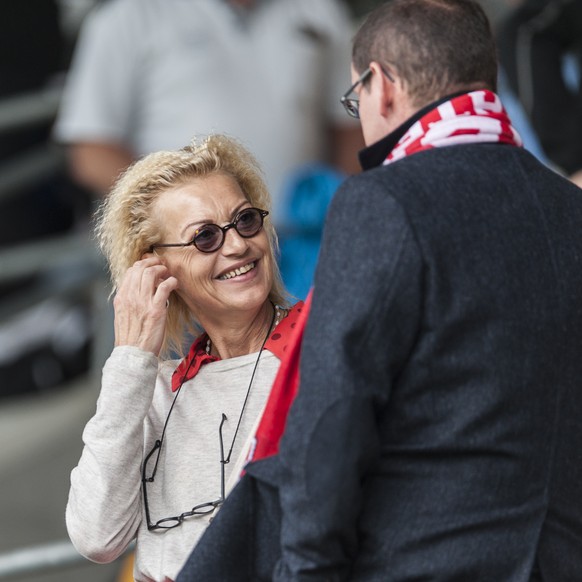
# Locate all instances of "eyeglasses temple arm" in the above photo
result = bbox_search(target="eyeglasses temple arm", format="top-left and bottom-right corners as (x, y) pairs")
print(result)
(219, 413), (227, 501)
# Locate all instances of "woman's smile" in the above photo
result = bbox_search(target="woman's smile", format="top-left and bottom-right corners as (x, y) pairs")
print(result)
(217, 260), (257, 281)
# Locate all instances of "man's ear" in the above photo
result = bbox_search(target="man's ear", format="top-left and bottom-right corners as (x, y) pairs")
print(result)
(369, 61), (395, 119)
(141, 250), (157, 260)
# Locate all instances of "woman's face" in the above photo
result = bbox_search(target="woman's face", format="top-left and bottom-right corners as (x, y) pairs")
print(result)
(151, 172), (274, 323)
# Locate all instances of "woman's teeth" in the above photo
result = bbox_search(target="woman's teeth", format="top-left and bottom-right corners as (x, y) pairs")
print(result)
(219, 262), (255, 280)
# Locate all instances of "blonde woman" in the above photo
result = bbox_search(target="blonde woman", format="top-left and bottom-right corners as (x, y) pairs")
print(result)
(66, 135), (303, 582)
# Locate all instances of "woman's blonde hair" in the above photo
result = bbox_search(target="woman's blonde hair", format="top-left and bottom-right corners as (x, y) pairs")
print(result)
(95, 134), (289, 356)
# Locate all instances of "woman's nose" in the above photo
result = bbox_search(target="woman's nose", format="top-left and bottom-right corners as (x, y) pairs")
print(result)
(220, 227), (249, 255)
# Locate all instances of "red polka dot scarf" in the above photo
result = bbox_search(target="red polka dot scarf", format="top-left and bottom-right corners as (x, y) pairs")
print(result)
(384, 90), (522, 166)
(170, 300), (306, 392)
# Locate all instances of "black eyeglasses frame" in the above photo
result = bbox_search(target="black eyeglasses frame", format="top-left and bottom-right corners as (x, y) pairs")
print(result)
(142, 413), (228, 531)
(149, 207), (269, 254)
(340, 64), (396, 119)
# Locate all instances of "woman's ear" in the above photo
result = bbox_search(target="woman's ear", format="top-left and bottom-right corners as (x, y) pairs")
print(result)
(141, 250), (157, 260)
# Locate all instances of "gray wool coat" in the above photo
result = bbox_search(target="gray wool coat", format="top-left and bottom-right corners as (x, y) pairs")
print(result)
(178, 139), (582, 581)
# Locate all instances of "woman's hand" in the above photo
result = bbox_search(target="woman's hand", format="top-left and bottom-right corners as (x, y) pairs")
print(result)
(113, 257), (179, 356)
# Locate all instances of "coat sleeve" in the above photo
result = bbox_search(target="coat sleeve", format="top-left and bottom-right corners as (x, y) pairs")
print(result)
(274, 174), (424, 580)
(65, 346), (158, 563)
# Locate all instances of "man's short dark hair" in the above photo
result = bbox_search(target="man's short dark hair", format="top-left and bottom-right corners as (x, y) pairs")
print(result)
(352, 0), (498, 106)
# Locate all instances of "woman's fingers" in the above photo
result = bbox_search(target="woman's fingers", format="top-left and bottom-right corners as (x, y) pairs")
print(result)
(113, 259), (178, 356)
(117, 259), (171, 302)
(155, 275), (179, 304)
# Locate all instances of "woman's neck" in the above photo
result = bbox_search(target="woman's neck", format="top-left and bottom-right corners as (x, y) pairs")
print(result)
(203, 302), (277, 359)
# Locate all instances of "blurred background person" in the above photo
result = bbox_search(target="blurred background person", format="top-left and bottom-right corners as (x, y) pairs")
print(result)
(67, 134), (304, 581)
(52, 0), (364, 230)
(497, 0), (582, 186)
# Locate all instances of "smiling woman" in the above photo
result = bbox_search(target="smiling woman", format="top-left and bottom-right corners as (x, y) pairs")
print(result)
(65, 135), (301, 582)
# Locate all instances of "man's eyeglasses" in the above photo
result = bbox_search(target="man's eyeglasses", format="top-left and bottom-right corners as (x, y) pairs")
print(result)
(150, 207), (269, 254)
(340, 65), (395, 119)
(142, 413), (228, 530)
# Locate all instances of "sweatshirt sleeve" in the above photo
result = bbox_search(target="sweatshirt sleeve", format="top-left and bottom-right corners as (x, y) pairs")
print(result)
(274, 174), (424, 580)
(66, 346), (159, 563)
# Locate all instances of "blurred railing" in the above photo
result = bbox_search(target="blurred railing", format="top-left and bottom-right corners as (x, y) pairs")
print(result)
(0, 86), (61, 134)
(0, 87), (112, 578)
(0, 539), (133, 580)
(0, 85), (111, 380)
(0, 86), (64, 204)
(0, 540), (88, 580)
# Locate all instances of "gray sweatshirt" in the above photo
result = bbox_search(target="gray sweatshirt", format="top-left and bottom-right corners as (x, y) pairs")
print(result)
(66, 345), (280, 581)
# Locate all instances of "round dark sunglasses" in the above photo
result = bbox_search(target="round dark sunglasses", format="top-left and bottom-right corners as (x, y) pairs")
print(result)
(150, 207), (269, 254)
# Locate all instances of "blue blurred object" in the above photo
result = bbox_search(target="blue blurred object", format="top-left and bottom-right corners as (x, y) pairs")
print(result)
(278, 164), (345, 300)
(498, 68), (551, 166)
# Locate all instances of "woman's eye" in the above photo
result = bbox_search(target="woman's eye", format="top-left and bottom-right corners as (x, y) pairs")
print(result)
(195, 228), (214, 242)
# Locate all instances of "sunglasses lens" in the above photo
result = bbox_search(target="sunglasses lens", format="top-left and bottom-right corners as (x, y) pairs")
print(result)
(236, 208), (264, 237)
(194, 225), (223, 253)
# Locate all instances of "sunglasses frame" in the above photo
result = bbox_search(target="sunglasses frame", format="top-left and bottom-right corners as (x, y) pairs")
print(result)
(150, 207), (269, 254)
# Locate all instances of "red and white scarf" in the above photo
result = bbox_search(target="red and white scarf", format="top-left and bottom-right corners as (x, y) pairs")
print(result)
(384, 90), (522, 165)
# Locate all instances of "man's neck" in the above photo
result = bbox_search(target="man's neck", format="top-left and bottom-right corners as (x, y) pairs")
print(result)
(358, 90), (472, 171)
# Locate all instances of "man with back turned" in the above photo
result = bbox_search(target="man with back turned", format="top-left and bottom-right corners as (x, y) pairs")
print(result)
(178, 1), (582, 580)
